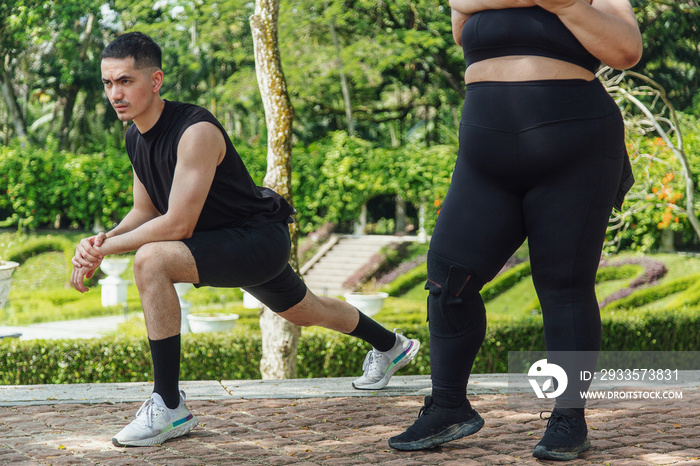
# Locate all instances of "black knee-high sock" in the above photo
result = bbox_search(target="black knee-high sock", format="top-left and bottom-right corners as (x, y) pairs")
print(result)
(149, 334), (181, 409)
(347, 310), (396, 352)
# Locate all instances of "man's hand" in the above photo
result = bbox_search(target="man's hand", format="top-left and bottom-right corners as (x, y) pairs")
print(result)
(70, 261), (100, 293)
(72, 233), (107, 268)
(70, 233), (107, 292)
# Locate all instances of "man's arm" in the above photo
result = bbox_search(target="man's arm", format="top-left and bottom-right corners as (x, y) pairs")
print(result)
(96, 121), (225, 256)
(71, 170), (161, 271)
(535, 0), (642, 69)
(70, 121), (225, 292)
(108, 173), (162, 238)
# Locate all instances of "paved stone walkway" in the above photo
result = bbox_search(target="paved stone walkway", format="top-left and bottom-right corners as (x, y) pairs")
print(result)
(1, 383), (699, 465)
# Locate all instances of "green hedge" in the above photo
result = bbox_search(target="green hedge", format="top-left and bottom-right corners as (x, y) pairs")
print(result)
(382, 258), (650, 304)
(595, 264), (641, 283)
(0, 145), (133, 230)
(0, 136), (456, 234)
(604, 273), (700, 311)
(3, 237), (75, 282)
(382, 262), (427, 296)
(3, 308), (699, 385)
(481, 261), (532, 302)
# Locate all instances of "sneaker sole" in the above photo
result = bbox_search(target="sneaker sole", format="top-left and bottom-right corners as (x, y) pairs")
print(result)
(352, 339), (421, 390)
(112, 416), (199, 447)
(388, 411), (485, 451)
(532, 437), (591, 460)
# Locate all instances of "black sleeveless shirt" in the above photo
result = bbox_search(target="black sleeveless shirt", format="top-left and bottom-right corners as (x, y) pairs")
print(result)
(125, 100), (295, 232)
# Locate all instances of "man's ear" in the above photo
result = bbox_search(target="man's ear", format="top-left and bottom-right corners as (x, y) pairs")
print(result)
(151, 69), (164, 94)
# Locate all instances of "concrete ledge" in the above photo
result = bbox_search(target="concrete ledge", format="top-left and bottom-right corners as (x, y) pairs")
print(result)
(0, 380), (230, 406)
(0, 374), (525, 406)
(2, 372), (699, 406)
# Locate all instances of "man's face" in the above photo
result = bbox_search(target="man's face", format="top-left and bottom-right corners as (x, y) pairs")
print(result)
(101, 57), (159, 122)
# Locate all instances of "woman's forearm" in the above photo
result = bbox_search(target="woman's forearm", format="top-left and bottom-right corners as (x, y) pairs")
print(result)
(449, 0), (535, 15)
(548, 0), (642, 69)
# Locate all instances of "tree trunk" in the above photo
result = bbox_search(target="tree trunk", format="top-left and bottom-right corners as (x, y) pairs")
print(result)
(326, 3), (354, 135)
(1, 57), (27, 139)
(395, 195), (406, 234)
(58, 13), (94, 150)
(250, 0), (300, 380)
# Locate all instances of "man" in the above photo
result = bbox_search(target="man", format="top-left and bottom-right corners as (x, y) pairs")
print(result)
(71, 32), (420, 448)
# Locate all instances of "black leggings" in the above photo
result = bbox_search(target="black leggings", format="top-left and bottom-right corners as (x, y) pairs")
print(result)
(428, 79), (627, 407)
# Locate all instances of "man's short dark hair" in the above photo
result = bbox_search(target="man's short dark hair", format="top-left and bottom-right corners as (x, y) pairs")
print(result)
(102, 32), (162, 70)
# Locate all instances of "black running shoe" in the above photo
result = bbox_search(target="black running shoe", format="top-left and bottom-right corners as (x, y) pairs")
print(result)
(532, 408), (590, 460)
(388, 396), (484, 451)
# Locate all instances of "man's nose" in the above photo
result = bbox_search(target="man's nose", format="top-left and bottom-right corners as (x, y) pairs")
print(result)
(108, 85), (123, 101)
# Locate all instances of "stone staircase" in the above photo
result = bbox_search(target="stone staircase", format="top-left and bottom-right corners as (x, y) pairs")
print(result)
(300, 234), (421, 298)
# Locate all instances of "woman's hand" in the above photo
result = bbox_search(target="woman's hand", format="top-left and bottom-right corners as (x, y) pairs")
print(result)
(452, 9), (470, 46)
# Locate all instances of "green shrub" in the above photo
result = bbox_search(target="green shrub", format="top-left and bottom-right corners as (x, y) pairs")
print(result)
(382, 262), (427, 297)
(481, 261), (532, 302)
(3, 236), (74, 263)
(0, 145), (132, 230)
(605, 273), (700, 311)
(662, 280), (700, 310)
(3, 306), (699, 385)
(595, 264), (642, 283)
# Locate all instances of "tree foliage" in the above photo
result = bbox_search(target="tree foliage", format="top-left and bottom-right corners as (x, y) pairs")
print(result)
(1, 0), (698, 148)
(1, 0), (699, 250)
(630, 0), (700, 112)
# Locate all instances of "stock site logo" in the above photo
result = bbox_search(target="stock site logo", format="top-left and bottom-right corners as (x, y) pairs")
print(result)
(528, 359), (568, 399)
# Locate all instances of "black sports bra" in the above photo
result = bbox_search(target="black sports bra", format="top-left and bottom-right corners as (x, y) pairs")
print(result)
(461, 7), (600, 73)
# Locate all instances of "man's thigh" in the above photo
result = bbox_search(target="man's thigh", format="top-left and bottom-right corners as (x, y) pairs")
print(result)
(134, 240), (199, 284)
(182, 222), (291, 288)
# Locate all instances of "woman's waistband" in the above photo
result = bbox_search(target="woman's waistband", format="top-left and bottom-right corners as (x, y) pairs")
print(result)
(460, 78), (619, 131)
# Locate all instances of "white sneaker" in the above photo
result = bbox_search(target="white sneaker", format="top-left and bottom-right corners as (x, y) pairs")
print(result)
(352, 330), (420, 390)
(112, 391), (199, 447)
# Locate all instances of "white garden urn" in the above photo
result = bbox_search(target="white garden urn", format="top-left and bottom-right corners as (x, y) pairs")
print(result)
(174, 282), (195, 334)
(344, 292), (389, 317)
(0, 261), (20, 310)
(186, 313), (239, 333)
(98, 258), (130, 307)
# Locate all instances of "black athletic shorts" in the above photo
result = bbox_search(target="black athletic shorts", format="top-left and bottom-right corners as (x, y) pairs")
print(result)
(181, 220), (307, 313)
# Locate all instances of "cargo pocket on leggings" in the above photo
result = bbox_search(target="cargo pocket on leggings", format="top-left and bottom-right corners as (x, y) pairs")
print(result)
(425, 264), (474, 338)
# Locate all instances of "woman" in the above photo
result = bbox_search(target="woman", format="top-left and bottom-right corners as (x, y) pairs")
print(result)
(388, 0), (642, 460)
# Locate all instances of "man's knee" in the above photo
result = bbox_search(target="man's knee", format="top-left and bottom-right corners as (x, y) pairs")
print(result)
(133, 243), (168, 285)
(276, 295), (317, 327)
(425, 251), (485, 338)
